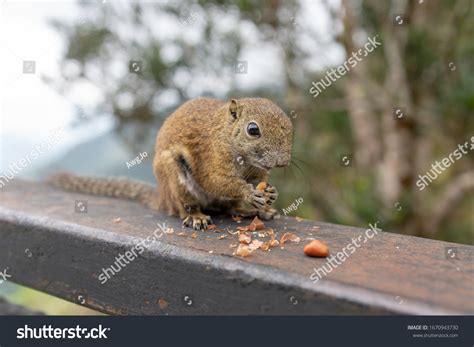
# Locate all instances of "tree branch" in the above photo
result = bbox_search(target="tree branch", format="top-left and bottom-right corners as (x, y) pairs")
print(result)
(424, 170), (474, 236)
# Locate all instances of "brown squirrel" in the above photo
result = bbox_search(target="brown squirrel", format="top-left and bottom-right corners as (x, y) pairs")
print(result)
(49, 97), (293, 230)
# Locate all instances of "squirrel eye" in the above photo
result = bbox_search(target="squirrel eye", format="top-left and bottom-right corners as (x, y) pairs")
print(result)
(246, 122), (260, 137)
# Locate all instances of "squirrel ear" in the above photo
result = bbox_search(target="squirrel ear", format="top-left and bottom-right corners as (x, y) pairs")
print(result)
(229, 99), (238, 120)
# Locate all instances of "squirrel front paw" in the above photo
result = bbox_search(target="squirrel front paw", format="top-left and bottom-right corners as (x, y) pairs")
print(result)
(245, 184), (267, 209)
(263, 184), (278, 206)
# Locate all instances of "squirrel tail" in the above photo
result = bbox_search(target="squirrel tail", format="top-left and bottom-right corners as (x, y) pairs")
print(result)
(47, 172), (158, 209)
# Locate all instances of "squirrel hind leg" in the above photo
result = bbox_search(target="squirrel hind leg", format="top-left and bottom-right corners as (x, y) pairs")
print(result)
(154, 148), (211, 229)
(182, 211), (213, 231)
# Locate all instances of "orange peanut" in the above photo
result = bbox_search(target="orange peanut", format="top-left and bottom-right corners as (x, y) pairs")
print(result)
(256, 181), (267, 191)
(304, 240), (329, 257)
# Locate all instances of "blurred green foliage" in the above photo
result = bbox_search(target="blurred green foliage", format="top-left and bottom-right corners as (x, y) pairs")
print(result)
(0, 283), (99, 315)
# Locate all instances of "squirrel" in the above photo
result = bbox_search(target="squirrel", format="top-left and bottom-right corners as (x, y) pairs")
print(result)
(49, 97), (293, 230)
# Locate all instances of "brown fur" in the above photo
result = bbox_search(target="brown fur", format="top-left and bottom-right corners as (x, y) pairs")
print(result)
(49, 97), (293, 230)
(48, 172), (159, 209)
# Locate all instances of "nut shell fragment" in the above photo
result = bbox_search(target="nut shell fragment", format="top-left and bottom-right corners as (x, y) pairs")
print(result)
(280, 232), (301, 245)
(238, 233), (252, 244)
(234, 244), (252, 257)
(237, 216), (265, 232)
(248, 239), (263, 251)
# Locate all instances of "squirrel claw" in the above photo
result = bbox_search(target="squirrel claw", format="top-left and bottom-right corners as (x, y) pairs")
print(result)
(249, 194), (267, 209)
(261, 184), (278, 207)
(182, 216), (193, 228)
(264, 184), (277, 194)
(182, 213), (212, 231)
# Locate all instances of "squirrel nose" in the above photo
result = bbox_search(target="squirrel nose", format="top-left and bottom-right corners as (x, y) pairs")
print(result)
(276, 155), (290, 167)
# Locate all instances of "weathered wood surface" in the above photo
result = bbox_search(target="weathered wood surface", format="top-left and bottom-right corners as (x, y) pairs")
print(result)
(0, 180), (472, 315)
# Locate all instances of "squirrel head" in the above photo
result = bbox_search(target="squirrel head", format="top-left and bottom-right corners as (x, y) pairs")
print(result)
(225, 98), (293, 171)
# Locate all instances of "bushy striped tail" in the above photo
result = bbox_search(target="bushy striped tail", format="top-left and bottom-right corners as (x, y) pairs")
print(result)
(47, 172), (158, 209)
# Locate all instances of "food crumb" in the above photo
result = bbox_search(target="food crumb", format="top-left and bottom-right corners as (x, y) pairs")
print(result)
(237, 216), (265, 232)
(191, 232), (198, 239)
(238, 233), (251, 244)
(248, 239), (263, 251)
(158, 298), (168, 310)
(113, 217), (121, 223)
(280, 232), (301, 245)
(234, 244), (252, 257)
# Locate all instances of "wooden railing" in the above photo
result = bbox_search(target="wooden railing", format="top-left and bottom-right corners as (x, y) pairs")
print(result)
(0, 179), (473, 315)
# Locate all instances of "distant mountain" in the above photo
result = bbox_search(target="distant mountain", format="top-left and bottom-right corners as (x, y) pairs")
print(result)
(40, 130), (156, 184)
(0, 134), (37, 172)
